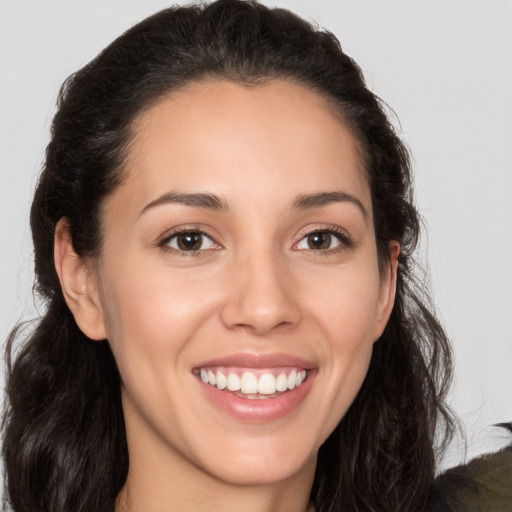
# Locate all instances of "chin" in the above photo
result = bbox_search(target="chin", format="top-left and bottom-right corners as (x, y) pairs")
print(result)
(185, 429), (319, 487)
(202, 449), (317, 487)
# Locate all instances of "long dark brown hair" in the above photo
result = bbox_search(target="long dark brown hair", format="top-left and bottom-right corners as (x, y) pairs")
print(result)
(3, 1), (456, 511)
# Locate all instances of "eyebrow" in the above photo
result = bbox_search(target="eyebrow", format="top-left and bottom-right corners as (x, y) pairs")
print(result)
(139, 192), (228, 217)
(138, 189), (368, 220)
(293, 191), (368, 220)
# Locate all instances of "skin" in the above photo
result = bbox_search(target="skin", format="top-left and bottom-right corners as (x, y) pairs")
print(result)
(55, 80), (399, 512)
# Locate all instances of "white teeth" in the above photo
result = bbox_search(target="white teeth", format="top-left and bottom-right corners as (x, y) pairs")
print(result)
(240, 372), (258, 394)
(200, 368), (308, 395)
(276, 372), (288, 392)
(287, 370), (297, 390)
(258, 373), (277, 395)
(216, 370), (227, 390)
(227, 373), (241, 391)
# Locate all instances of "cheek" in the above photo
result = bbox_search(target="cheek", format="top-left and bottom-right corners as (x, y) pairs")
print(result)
(305, 262), (381, 427)
(311, 261), (382, 347)
(98, 259), (217, 377)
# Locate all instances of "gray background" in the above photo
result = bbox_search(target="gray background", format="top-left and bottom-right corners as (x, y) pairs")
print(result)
(1, 0), (511, 474)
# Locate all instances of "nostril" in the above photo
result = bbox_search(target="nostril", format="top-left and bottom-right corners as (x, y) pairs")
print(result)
(230, 319), (295, 335)
(220, 304), (302, 336)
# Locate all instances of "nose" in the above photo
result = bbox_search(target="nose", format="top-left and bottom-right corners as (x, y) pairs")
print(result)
(219, 252), (302, 336)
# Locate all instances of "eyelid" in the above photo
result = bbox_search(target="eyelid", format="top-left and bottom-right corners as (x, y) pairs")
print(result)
(155, 223), (352, 255)
(157, 225), (223, 255)
(293, 224), (352, 251)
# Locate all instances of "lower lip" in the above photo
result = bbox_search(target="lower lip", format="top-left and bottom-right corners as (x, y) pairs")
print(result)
(197, 372), (316, 422)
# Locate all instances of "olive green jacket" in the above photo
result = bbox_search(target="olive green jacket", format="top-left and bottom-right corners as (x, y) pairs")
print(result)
(428, 424), (512, 511)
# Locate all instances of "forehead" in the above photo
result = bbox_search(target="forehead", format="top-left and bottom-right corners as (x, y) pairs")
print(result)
(114, 79), (371, 217)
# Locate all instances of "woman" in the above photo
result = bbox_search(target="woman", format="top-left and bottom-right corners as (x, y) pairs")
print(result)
(2, 1), (509, 511)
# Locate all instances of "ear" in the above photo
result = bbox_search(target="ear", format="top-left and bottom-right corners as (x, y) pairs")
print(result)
(54, 218), (107, 341)
(373, 241), (400, 341)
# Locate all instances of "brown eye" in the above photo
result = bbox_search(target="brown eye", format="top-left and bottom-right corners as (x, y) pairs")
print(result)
(295, 230), (345, 251)
(307, 232), (332, 250)
(177, 233), (203, 251)
(164, 231), (217, 252)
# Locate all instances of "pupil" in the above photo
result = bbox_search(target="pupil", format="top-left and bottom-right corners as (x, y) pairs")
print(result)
(308, 232), (331, 250)
(177, 233), (202, 251)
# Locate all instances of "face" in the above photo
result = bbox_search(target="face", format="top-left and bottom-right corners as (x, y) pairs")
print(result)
(74, 80), (397, 488)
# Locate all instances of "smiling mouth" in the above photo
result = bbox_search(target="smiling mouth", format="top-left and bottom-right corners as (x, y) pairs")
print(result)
(194, 367), (308, 399)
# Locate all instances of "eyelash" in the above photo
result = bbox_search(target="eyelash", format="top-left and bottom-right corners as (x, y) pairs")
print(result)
(157, 225), (352, 256)
(294, 226), (352, 253)
(158, 228), (220, 257)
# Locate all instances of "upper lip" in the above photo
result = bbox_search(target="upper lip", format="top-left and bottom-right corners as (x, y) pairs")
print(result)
(193, 352), (316, 370)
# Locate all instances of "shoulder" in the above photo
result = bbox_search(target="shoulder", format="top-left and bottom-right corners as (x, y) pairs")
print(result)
(427, 423), (512, 512)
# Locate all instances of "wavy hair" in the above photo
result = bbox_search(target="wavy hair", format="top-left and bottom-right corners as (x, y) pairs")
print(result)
(3, 1), (456, 511)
